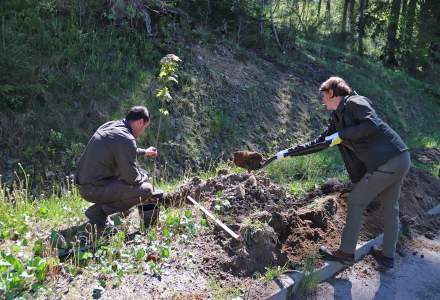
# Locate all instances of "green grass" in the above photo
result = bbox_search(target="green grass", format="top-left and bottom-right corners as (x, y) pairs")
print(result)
(0, 171), (89, 298)
(208, 279), (244, 300)
(296, 255), (320, 297)
(0, 166), (208, 298)
(264, 148), (348, 197)
(262, 264), (290, 282)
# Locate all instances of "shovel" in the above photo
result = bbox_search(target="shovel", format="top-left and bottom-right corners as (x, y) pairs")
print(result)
(233, 140), (331, 171)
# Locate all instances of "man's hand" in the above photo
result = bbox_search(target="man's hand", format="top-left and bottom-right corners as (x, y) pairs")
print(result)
(144, 146), (158, 158)
(325, 132), (343, 147)
(275, 149), (289, 160)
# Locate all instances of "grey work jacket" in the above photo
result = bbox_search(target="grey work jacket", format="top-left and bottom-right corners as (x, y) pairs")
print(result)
(298, 93), (408, 183)
(75, 120), (149, 186)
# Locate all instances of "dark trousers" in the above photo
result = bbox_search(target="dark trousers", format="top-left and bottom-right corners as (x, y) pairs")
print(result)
(79, 179), (153, 226)
(340, 151), (411, 258)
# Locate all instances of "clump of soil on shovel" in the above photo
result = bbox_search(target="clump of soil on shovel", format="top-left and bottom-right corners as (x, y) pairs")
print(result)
(165, 151), (440, 278)
(233, 151), (264, 171)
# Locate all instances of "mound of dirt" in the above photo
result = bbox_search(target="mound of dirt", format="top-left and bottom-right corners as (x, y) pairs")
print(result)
(165, 158), (440, 277)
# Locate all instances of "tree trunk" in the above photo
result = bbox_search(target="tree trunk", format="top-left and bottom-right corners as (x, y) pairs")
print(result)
(270, 0), (285, 53)
(400, 0), (417, 71)
(325, 0), (331, 26)
(317, 0), (322, 18)
(401, 0), (408, 17)
(341, 0), (350, 33)
(415, 0), (432, 70)
(432, 1), (440, 63)
(384, 0), (402, 67)
(260, 0), (265, 35)
(403, 0), (417, 45)
(349, 0), (356, 34)
(358, 0), (366, 56)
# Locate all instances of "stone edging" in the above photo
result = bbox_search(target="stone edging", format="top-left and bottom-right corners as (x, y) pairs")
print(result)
(266, 234), (384, 300)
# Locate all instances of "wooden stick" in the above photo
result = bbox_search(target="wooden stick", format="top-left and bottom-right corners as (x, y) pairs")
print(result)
(187, 196), (240, 240)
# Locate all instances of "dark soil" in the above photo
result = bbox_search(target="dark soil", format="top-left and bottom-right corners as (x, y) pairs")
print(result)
(165, 155), (440, 279)
(233, 151), (264, 171)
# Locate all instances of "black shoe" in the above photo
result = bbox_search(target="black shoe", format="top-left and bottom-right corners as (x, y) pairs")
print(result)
(319, 246), (355, 265)
(370, 245), (394, 268)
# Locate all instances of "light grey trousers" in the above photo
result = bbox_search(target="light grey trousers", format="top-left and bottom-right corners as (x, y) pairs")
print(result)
(79, 179), (153, 226)
(339, 151), (411, 258)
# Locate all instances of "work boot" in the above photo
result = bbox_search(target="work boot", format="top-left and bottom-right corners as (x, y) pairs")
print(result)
(370, 245), (394, 268)
(85, 205), (107, 228)
(319, 246), (355, 265)
(138, 203), (160, 230)
(83, 218), (118, 243)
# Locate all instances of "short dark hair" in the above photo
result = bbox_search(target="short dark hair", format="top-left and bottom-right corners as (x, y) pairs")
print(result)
(320, 76), (352, 97)
(125, 106), (150, 122)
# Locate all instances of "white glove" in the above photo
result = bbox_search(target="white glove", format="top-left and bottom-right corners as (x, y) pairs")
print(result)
(325, 132), (343, 147)
(276, 149), (289, 160)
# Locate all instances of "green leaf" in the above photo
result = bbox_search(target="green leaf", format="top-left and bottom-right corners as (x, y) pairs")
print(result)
(38, 206), (48, 217)
(5, 254), (24, 272)
(113, 215), (122, 226)
(80, 252), (92, 260)
(117, 231), (125, 241)
(163, 228), (171, 238)
(98, 278), (106, 288)
(184, 210), (193, 218)
(33, 240), (43, 257)
(161, 247), (170, 258)
(136, 248), (145, 260)
(148, 229), (157, 241)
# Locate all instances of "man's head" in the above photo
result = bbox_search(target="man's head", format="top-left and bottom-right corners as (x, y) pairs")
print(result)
(125, 106), (150, 138)
(319, 77), (352, 111)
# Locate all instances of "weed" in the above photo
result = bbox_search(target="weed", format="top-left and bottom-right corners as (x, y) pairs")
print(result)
(262, 264), (289, 282)
(296, 255), (320, 297)
(208, 279), (244, 299)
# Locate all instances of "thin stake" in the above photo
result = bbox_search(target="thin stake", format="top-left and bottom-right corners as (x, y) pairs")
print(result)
(187, 196), (240, 240)
(152, 109), (163, 191)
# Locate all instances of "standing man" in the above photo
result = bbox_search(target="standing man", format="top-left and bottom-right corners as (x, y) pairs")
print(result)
(76, 106), (162, 235)
(277, 77), (410, 268)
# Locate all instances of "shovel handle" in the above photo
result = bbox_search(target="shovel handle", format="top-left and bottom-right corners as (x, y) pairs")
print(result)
(258, 140), (331, 169)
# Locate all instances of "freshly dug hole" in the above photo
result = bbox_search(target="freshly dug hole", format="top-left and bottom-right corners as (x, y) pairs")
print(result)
(225, 216), (288, 276)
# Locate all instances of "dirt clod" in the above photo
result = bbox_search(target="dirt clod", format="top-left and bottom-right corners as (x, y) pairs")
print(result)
(233, 151), (264, 171)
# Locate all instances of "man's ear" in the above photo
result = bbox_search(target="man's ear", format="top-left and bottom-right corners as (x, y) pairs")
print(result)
(329, 89), (334, 99)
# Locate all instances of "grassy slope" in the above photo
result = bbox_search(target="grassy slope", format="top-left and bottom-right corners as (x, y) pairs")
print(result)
(1, 4), (440, 298)
(1, 3), (439, 186)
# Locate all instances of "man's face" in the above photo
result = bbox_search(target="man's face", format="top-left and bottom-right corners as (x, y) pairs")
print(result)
(321, 89), (340, 111)
(132, 119), (150, 138)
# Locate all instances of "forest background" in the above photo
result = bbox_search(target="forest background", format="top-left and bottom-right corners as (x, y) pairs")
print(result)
(1, 0), (439, 189)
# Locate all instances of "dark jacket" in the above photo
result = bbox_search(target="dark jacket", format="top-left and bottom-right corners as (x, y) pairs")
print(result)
(295, 92), (408, 183)
(75, 120), (149, 186)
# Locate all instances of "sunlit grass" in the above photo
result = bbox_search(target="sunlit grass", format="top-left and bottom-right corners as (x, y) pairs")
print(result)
(263, 148), (348, 197)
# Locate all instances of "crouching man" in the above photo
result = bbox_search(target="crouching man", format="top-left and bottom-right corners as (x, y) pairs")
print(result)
(75, 106), (162, 236)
